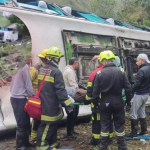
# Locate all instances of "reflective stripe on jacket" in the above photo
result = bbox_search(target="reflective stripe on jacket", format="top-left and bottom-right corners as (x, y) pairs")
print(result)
(86, 64), (103, 109)
(38, 61), (72, 124)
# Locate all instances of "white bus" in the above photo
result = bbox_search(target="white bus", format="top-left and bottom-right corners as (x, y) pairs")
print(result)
(0, 0), (150, 132)
(0, 27), (18, 42)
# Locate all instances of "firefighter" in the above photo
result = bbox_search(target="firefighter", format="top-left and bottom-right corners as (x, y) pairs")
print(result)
(30, 49), (48, 145)
(92, 55), (131, 111)
(84, 55), (113, 146)
(93, 50), (132, 150)
(30, 50), (77, 144)
(36, 46), (74, 150)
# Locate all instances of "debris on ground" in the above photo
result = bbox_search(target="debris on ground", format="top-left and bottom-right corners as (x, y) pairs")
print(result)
(0, 110), (150, 150)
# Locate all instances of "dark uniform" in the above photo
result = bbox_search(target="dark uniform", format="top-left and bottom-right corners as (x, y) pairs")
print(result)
(37, 61), (73, 150)
(30, 65), (41, 143)
(85, 64), (113, 145)
(93, 63), (131, 150)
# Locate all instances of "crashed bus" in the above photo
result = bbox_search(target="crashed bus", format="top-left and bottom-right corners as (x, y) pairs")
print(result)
(0, 27), (18, 42)
(0, 0), (150, 132)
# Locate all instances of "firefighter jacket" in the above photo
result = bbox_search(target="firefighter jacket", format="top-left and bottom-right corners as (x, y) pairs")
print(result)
(93, 63), (132, 101)
(30, 66), (39, 94)
(38, 61), (73, 124)
(85, 64), (103, 112)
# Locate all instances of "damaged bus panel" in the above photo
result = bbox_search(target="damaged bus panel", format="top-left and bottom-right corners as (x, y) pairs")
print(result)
(62, 31), (117, 85)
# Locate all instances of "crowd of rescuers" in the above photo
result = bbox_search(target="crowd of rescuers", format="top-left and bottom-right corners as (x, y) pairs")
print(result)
(9, 45), (150, 150)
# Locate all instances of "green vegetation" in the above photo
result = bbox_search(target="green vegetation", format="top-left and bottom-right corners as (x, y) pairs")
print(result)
(45, 0), (150, 28)
(66, 42), (72, 60)
(8, 15), (30, 36)
(0, 15), (10, 27)
(1, 0), (150, 28)
(77, 35), (95, 43)
(91, 0), (150, 27)
(45, 0), (91, 11)
(0, 42), (31, 79)
(119, 0), (150, 27)
(91, 0), (118, 18)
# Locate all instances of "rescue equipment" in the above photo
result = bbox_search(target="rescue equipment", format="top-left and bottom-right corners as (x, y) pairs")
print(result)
(24, 66), (52, 120)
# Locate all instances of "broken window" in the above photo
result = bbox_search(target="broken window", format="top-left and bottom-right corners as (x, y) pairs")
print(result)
(62, 30), (117, 86)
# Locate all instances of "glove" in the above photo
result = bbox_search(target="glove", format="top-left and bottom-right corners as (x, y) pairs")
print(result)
(66, 103), (74, 113)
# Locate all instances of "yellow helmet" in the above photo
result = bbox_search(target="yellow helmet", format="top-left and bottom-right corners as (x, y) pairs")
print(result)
(46, 46), (62, 59)
(38, 49), (48, 58)
(98, 50), (115, 63)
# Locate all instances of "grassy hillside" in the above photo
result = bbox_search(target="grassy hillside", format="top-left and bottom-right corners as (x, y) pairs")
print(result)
(45, 0), (91, 12)
(0, 14), (10, 27)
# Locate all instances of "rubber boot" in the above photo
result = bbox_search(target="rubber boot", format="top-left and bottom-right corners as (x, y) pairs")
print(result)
(125, 119), (138, 138)
(117, 136), (128, 150)
(90, 137), (100, 146)
(138, 118), (148, 135)
(30, 130), (37, 145)
(16, 131), (30, 150)
(48, 141), (61, 149)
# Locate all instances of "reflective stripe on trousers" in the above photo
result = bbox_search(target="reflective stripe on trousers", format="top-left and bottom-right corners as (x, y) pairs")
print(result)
(93, 133), (100, 139)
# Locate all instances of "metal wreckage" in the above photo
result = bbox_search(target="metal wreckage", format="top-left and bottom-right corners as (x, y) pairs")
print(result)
(0, 0), (150, 132)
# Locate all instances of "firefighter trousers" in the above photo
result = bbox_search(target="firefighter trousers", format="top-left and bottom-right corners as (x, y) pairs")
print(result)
(99, 96), (127, 150)
(31, 119), (41, 141)
(92, 112), (114, 140)
(36, 123), (57, 150)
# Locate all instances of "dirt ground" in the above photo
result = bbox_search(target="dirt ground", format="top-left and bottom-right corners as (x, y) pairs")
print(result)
(0, 110), (150, 150)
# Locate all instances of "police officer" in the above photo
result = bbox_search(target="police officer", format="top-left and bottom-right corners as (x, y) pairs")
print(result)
(93, 50), (132, 150)
(36, 46), (74, 150)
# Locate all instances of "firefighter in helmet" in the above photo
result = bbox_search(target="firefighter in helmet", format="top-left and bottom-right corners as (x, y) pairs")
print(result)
(93, 50), (131, 150)
(36, 46), (74, 150)
(84, 52), (113, 146)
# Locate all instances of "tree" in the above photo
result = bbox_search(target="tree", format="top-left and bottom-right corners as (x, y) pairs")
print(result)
(90, 0), (118, 18)
(140, 0), (150, 14)
(8, 15), (30, 36)
(90, 0), (150, 27)
(117, 0), (150, 27)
